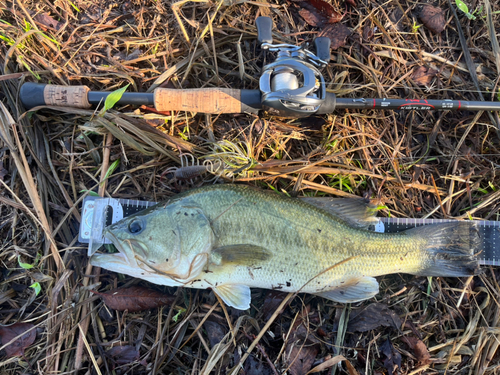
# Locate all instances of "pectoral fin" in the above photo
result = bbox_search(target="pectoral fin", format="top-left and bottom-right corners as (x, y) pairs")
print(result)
(315, 276), (379, 303)
(212, 244), (271, 265)
(213, 284), (251, 310)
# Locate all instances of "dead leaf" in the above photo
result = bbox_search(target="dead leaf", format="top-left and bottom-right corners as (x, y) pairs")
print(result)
(306, 354), (359, 374)
(411, 66), (438, 86)
(204, 320), (227, 349)
(244, 354), (273, 375)
(0, 323), (36, 357)
(260, 290), (289, 321)
(319, 24), (351, 50)
(106, 345), (140, 366)
(286, 306), (320, 375)
(362, 24), (374, 41)
(297, 0), (342, 28)
(0, 289), (16, 305)
(93, 286), (175, 312)
(419, 4), (446, 34)
(345, 0), (356, 7)
(0, 161), (7, 181)
(388, 8), (405, 32)
(288, 343), (319, 375)
(402, 336), (432, 366)
(347, 303), (402, 332)
(380, 338), (402, 375)
(33, 13), (64, 30)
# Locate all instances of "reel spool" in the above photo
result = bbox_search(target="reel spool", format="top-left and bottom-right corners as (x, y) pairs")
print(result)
(256, 17), (331, 117)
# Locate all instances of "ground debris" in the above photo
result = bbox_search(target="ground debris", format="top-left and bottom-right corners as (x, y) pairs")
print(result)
(295, 0), (343, 27)
(411, 66), (438, 86)
(401, 336), (432, 366)
(319, 24), (352, 50)
(380, 338), (402, 375)
(93, 286), (176, 312)
(0, 323), (36, 357)
(419, 4), (446, 34)
(1, 0), (499, 373)
(106, 345), (141, 367)
(285, 306), (321, 375)
(347, 303), (402, 332)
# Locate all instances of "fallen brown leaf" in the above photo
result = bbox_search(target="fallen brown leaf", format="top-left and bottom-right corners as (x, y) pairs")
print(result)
(106, 345), (140, 366)
(380, 338), (402, 375)
(297, 0), (343, 28)
(347, 303), (402, 332)
(0, 323), (36, 357)
(244, 354), (273, 375)
(260, 290), (289, 321)
(0, 161), (7, 181)
(402, 336), (432, 366)
(411, 66), (438, 86)
(204, 319), (227, 348)
(419, 4), (446, 34)
(33, 13), (64, 30)
(319, 24), (351, 50)
(306, 355), (359, 374)
(286, 306), (320, 375)
(362, 24), (375, 41)
(288, 343), (319, 375)
(388, 8), (405, 32)
(93, 286), (175, 312)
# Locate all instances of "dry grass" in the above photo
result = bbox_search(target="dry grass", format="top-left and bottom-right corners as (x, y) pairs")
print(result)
(1, 0), (500, 373)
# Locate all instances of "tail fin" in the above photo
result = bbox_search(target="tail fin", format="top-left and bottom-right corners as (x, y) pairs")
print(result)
(409, 222), (481, 277)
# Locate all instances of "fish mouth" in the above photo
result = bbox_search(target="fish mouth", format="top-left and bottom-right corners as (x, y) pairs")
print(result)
(103, 229), (150, 261)
(90, 229), (145, 272)
(91, 229), (184, 287)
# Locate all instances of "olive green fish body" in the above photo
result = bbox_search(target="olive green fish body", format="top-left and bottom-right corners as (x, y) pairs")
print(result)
(91, 184), (480, 310)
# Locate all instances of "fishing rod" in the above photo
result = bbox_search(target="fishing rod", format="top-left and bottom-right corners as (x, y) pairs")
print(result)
(20, 16), (500, 117)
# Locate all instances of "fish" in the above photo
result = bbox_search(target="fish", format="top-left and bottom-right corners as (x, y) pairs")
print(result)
(90, 184), (481, 310)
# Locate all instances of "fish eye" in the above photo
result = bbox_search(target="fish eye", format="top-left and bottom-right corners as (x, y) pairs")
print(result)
(128, 218), (144, 234)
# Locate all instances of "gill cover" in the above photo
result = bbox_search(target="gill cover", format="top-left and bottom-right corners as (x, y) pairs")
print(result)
(97, 199), (214, 283)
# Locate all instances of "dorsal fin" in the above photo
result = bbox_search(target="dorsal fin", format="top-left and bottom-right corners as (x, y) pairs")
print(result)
(300, 197), (380, 228)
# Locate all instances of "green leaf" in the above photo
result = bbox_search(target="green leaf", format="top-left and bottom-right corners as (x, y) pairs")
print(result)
(18, 256), (34, 269)
(455, 0), (476, 19)
(100, 159), (121, 186)
(30, 282), (41, 296)
(172, 308), (186, 322)
(80, 190), (100, 196)
(67, 0), (81, 12)
(101, 84), (130, 115)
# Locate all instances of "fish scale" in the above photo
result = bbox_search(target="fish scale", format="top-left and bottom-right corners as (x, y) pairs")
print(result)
(90, 184), (480, 310)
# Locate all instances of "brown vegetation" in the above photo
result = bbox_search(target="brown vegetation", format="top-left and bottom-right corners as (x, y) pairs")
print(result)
(1, 0), (500, 373)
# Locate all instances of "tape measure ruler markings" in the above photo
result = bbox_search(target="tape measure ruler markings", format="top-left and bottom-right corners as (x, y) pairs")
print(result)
(80, 197), (499, 265)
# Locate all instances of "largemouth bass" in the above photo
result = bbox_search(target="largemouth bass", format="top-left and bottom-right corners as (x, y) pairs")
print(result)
(90, 184), (481, 310)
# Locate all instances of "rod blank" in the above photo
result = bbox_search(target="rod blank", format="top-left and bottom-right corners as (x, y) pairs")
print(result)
(20, 82), (500, 115)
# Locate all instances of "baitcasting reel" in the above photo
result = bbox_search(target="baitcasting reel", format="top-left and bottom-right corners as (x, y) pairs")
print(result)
(256, 16), (332, 117)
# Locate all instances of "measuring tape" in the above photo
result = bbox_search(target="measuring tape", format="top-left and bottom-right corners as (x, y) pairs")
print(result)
(80, 196), (500, 266)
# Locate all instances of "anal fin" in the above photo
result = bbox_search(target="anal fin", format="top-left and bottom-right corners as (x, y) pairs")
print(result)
(213, 284), (251, 310)
(315, 276), (379, 303)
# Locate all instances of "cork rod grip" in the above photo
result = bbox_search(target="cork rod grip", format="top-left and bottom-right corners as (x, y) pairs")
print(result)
(43, 84), (91, 108)
(154, 88), (245, 114)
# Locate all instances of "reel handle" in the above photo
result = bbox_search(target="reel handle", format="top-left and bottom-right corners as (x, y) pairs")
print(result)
(256, 16), (273, 45)
(314, 37), (331, 64)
